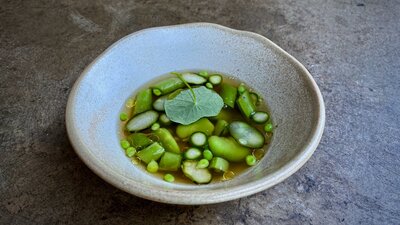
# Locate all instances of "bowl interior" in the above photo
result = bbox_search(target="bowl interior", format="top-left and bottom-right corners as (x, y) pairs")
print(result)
(66, 23), (324, 204)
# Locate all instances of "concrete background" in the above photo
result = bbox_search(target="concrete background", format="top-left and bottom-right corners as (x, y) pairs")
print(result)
(1, 0), (399, 224)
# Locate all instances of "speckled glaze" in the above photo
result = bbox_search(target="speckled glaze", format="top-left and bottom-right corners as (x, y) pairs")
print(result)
(66, 23), (325, 205)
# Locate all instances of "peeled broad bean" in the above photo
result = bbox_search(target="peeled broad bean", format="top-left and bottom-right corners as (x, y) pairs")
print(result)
(208, 136), (250, 162)
(176, 118), (214, 139)
(229, 121), (265, 148)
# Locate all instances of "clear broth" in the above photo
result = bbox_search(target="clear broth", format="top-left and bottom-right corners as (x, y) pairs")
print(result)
(119, 72), (272, 184)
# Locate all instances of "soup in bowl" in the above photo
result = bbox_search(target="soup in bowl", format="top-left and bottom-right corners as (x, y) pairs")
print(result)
(66, 23), (325, 204)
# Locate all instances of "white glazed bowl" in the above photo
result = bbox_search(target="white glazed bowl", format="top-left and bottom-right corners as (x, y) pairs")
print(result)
(66, 23), (325, 205)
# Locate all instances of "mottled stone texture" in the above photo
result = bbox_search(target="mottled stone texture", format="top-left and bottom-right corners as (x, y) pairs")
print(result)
(1, 0), (399, 224)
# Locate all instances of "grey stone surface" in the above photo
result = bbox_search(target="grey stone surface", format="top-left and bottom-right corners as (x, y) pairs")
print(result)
(1, 0), (399, 224)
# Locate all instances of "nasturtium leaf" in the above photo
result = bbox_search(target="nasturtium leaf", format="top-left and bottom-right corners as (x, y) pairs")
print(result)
(165, 86), (224, 125)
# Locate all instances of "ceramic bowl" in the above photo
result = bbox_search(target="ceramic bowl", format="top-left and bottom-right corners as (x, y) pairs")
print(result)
(66, 23), (325, 205)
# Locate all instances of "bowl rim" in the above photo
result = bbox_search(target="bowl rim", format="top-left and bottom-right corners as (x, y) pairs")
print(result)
(66, 22), (325, 205)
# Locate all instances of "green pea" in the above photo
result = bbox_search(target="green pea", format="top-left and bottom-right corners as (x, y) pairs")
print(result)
(238, 83), (246, 94)
(203, 150), (213, 161)
(196, 159), (209, 169)
(147, 160), (159, 173)
(152, 88), (162, 96)
(125, 147), (136, 157)
(246, 155), (257, 166)
(120, 139), (130, 149)
(264, 123), (273, 132)
(151, 122), (160, 131)
(164, 173), (175, 182)
(119, 113), (128, 121)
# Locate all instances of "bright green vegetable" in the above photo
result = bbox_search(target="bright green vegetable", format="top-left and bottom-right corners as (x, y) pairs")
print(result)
(182, 160), (212, 184)
(120, 71), (274, 184)
(127, 133), (153, 150)
(264, 123), (273, 132)
(246, 155), (257, 166)
(236, 91), (256, 118)
(146, 160), (159, 173)
(153, 128), (180, 154)
(132, 89), (153, 115)
(184, 147), (202, 160)
(125, 147), (136, 157)
(159, 152), (182, 171)
(190, 132), (207, 147)
(159, 113), (172, 126)
(164, 173), (175, 182)
(152, 77), (185, 96)
(153, 95), (167, 111)
(198, 71), (208, 77)
(238, 83), (246, 94)
(209, 157), (229, 172)
(220, 83), (237, 108)
(181, 73), (207, 84)
(203, 149), (213, 161)
(165, 86), (224, 125)
(152, 89), (162, 96)
(136, 142), (165, 164)
(120, 139), (130, 149)
(151, 122), (160, 131)
(176, 118), (215, 139)
(208, 136), (250, 162)
(229, 121), (265, 148)
(208, 74), (222, 85)
(213, 119), (229, 136)
(251, 111), (269, 124)
(196, 159), (209, 169)
(126, 110), (159, 132)
(119, 113), (128, 121)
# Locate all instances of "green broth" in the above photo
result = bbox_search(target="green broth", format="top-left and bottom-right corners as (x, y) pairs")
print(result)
(119, 71), (273, 184)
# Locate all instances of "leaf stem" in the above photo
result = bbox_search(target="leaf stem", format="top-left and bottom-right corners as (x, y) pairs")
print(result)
(172, 72), (197, 104)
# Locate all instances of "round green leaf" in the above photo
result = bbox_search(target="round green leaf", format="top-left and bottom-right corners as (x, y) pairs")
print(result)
(165, 86), (224, 125)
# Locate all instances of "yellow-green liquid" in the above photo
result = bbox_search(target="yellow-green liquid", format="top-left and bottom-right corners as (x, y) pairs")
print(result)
(119, 72), (272, 184)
